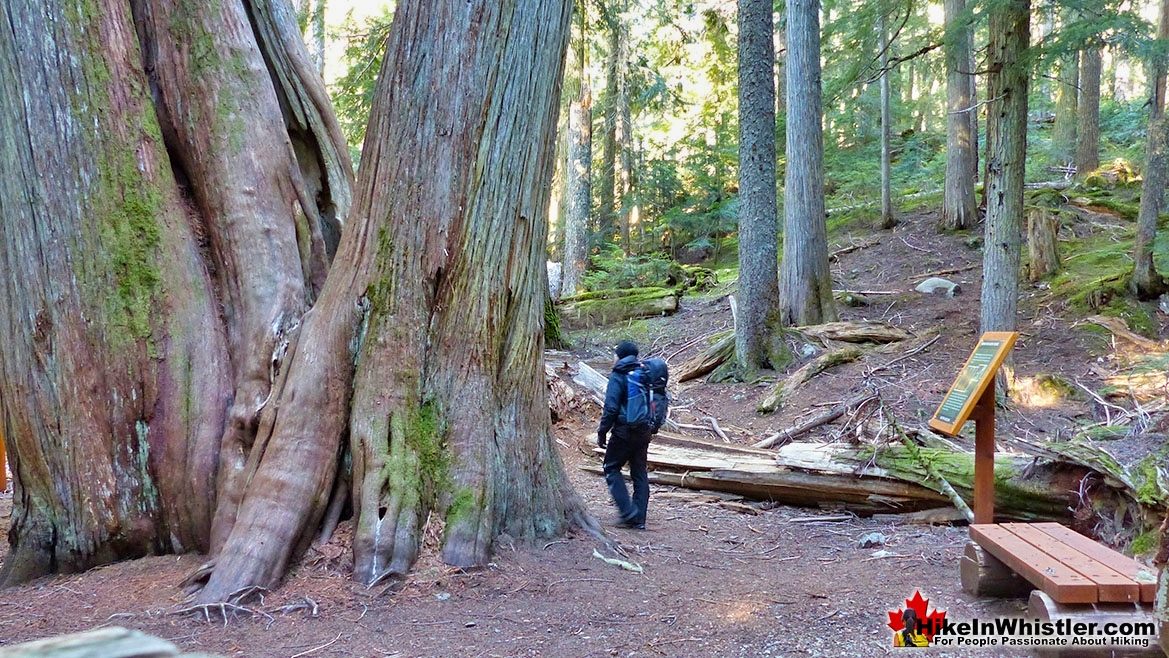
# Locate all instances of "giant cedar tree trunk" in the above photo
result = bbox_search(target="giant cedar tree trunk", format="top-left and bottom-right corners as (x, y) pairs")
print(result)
(1052, 51), (1079, 162)
(781, 0), (836, 326)
(735, 0), (784, 374)
(943, 0), (978, 230)
(980, 0), (1029, 333)
(1075, 45), (1102, 177)
(195, 0), (590, 601)
(562, 4), (592, 298)
(0, 0), (352, 585)
(598, 2), (622, 242)
(1131, 0), (1169, 299)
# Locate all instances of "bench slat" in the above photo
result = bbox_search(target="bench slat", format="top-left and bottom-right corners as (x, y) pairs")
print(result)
(970, 524), (1097, 604)
(1002, 523), (1139, 603)
(1032, 522), (1157, 603)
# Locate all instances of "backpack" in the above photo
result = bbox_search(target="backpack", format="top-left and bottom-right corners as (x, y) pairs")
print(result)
(644, 357), (670, 433)
(620, 364), (652, 431)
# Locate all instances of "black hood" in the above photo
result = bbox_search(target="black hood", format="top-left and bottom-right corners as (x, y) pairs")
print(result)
(613, 355), (640, 373)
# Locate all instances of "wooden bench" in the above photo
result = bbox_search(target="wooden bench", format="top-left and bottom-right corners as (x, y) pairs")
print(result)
(968, 522), (1156, 604)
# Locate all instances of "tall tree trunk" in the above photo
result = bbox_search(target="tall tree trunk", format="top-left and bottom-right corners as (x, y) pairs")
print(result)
(598, 2), (622, 243)
(0, 0), (352, 585)
(781, 0), (835, 326)
(1131, 0), (1169, 299)
(1052, 51), (1079, 163)
(943, 0), (977, 230)
(775, 24), (786, 117)
(1076, 45), (1102, 177)
(878, 10), (896, 230)
(194, 0), (592, 601)
(562, 3), (592, 297)
(311, 0), (326, 75)
(980, 0), (1030, 333)
(736, 0), (784, 374)
(617, 33), (634, 256)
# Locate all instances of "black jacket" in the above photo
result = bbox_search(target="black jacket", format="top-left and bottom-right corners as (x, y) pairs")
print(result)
(597, 355), (640, 437)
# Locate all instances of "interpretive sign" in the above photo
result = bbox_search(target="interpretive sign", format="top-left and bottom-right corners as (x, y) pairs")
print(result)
(928, 332), (1018, 436)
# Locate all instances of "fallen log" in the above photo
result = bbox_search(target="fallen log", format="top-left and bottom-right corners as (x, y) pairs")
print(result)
(754, 392), (877, 448)
(796, 321), (911, 345)
(757, 347), (867, 414)
(586, 432), (1077, 519)
(676, 330), (734, 382)
(0, 627), (217, 658)
(558, 287), (680, 329)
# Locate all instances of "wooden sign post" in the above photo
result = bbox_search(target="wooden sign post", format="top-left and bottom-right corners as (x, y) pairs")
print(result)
(929, 331), (1018, 524)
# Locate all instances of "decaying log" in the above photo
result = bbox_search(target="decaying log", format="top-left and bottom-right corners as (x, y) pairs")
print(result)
(0, 627), (219, 658)
(676, 331), (734, 382)
(546, 364), (581, 422)
(1027, 206), (1061, 281)
(558, 287), (679, 329)
(1086, 315), (1166, 352)
(757, 347), (867, 414)
(960, 542), (1032, 598)
(754, 392), (877, 448)
(796, 321), (911, 345)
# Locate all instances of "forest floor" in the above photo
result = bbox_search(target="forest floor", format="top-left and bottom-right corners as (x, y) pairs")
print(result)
(1, 207), (1167, 657)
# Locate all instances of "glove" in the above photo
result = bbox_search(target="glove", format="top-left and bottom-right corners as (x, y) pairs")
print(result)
(597, 432), (607, 449)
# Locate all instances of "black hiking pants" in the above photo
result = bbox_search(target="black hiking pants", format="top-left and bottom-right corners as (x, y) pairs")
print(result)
(602, 427), (652, 525)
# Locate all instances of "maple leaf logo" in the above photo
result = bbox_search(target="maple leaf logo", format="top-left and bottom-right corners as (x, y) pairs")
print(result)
(887, 590), (947, 643)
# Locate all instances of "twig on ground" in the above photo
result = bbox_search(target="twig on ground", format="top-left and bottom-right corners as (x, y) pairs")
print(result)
(289, 632), (344, 658)
(705, 416), (730, 442)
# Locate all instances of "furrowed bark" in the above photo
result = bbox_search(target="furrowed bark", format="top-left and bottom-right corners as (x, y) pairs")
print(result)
(942, 0), (977, 230)
(735, 0), (785, 373)
(0, 0), (231, 583)
(132, 0), (353, 549)
(562, 5), (592, 298)
(781, 0), (836, 326)
(1075, 45), (1102, 177)
(980, 0), (1029, 334)
(1131, 0), (1169, 300)
(198, 0), (584, 597)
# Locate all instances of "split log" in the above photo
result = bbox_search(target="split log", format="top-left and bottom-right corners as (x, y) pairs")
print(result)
(676, 331), (734, 382)
(796, 321), (911, 345)
(586, 433), (1074, 519)
(558, 287), (679, 329)
(960, 541), (1032, 598)
(1086, 315), (1166, 352)
(0, 627), (219, 658)
(873, 507), (968, 525)
(546, 364), (580, 422)
(757, 347), (867, 414)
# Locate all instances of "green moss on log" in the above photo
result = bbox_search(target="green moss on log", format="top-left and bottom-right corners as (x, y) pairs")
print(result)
(864, 446), (1070, 520)
(559, 286), (671, 303)
(560, 287), (679, 329)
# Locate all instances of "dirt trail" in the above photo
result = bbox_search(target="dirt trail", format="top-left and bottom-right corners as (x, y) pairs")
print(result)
(0, 209), (1159, 657)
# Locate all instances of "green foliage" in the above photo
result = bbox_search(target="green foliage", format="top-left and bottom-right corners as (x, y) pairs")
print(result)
(583, 248), (676, 290)
(331, 6), (395, 162)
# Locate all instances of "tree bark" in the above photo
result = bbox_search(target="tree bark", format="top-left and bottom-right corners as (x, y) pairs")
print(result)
(1075, 45), (1102, 177)
(1027, 207), (1060, 281)
(562, 3), (592, 298)
(980, 0), (1030, 333)
(0, 0), (351, 587)
(781, 0), (836, 326)
(943, 0), (977, 230)
(598, 2), (622, 243)
(735, 0), (784, 374)
(195, 0), (589, 600)
(878, 11), (896, 229)
(1052, 51), (1079, 163)
(1131, 0), (1169, 300)
(616, 11), (634, 255)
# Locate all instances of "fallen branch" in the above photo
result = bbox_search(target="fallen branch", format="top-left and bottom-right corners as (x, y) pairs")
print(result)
(880, 404), (974, 522)
(757, 347), (866, 414)
(754, 392), (877, 448)
(867, 333), (941, 375)
(911, 264), (977, 280)
(829, 237), (880, 261)
(592, 548), (644, 573)
(705, 416), (730, 442)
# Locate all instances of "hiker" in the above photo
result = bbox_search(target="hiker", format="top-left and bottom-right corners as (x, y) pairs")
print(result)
(597, 340), (653, 529)
(893, 608), (929, 647)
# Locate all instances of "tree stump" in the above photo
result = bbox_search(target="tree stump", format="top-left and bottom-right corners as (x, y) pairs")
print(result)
(1027, 207), (1061, 281)
(960, 541), (1031, 598)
